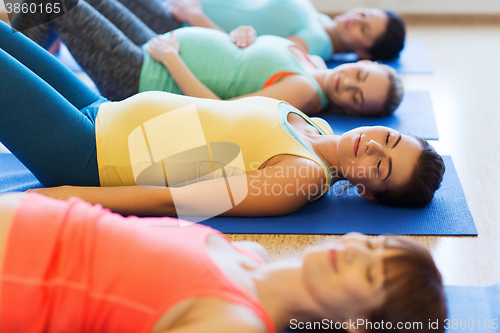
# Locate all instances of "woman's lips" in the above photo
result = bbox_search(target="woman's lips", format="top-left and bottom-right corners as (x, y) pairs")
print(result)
(354, 134), (361, 157)
(329, 249), (339, 273)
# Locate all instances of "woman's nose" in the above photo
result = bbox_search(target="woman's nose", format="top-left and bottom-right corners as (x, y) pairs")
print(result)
(344, 243), (373, 264)
(351, 16), (361, 24)
(350, 14), (365, 25)
(366, 140), (383, 155)
(342, 76), (355, 90)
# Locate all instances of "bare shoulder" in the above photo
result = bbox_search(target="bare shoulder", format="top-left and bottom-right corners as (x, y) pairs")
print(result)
(278, 74), (317, 95)
(232, 240), (270, 263)
(279, 75), (322, 114)
(272, 155), (328, 197)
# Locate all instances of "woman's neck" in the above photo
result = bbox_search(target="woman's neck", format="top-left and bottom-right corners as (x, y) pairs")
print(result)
(311, 69), (328, 94)
(286, 112), (344, 184)
(323, 20), (346, 54)
(309, 134), (344, 183)
(251, 260), (332, 331)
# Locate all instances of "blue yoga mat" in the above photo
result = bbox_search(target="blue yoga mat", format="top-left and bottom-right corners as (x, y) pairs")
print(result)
(0, 154), (476, 236)
(326, 40), (433, 74)
(0, 154), (42, 193)
(444, 283), (500, 332)
(201, 156), (475, 235)
(56, 42), (83, 72)
(321, 90), (439, 140)
(280, 283), (500, 333)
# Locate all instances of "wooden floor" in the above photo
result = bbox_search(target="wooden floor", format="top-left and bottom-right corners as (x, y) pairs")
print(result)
(228, 21), (500, 287)
(1, 21), (499, 286)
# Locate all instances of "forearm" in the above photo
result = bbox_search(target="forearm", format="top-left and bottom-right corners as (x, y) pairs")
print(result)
(161, 51), (221, 100)
(30, 186), (177, 217)
(187, 12), (225, 32)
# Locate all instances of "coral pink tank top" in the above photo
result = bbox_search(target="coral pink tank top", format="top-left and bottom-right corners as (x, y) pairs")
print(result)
(0, 193), (276, 333)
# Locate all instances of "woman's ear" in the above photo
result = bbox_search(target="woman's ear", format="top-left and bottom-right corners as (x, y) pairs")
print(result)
(357, 187), (378, 202)
(355, 49), (374, 60)
(343, 108), (357, 116)
(346, 326), (367, 333)
(344, 317), (368, 333)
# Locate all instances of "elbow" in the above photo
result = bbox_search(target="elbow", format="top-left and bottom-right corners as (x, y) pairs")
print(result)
(260, 199), (304, 217)
(142, 188), (178, 217)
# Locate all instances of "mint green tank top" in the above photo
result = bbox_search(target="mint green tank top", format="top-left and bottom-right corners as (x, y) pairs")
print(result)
(139, 27), (328, 109)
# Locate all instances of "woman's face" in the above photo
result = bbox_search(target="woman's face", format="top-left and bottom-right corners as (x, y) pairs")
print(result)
(302, 233), (398, 319)
(325, 61), (390, 116)
(336, 126), (423, 199)
(334, 8), (389, 58)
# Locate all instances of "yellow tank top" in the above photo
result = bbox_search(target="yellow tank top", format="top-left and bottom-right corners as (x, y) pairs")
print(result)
(95, 92), (333, 198)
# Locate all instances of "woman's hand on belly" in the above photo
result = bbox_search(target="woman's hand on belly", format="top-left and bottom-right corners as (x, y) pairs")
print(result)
(146, 33), (180, 63)
(230, 25), (257, 48)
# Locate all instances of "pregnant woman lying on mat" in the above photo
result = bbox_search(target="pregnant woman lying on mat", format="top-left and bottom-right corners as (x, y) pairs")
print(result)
(0, 192), (446, 332)
(117, 0), (405, 61)
(11, 0), (403, 117)
(0, 21), (444, 217)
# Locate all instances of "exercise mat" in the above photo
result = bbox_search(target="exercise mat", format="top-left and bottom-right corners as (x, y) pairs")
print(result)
(280, 284), (500, 332)
(201, 156), (476, 236)
(0, 154), (42, 193)
(326, 40), (433, 74)
(0, 154), (475, 236)
(321, 90), (439, 140)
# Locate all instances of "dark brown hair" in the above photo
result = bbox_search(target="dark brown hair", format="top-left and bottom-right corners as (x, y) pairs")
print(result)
(376, 64), (403, 117)
(367, 10), (406, 60)
(367, 237), (447, 333)
(373, 136), (445, 207)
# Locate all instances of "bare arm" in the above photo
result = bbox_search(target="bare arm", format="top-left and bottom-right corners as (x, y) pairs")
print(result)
(155, 159), (324, 217)
(30, 159), (326, 217)
(29, 186), (176, 217)
(232, 241), (270, 263)
(167, 0), (225, 32)
(162, 305), (265, 333)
